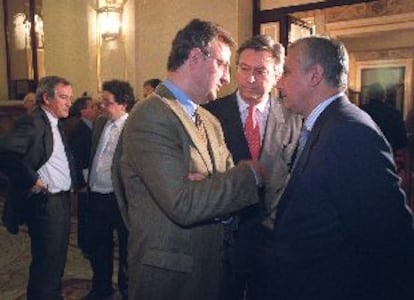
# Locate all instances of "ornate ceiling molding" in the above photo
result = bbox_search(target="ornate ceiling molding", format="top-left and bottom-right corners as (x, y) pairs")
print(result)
(326, 11), (414, 37)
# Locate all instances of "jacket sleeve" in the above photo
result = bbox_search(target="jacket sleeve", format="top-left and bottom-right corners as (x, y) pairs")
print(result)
(0, 116), (39, 190)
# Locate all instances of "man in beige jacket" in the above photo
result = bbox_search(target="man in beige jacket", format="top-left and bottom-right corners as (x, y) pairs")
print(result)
(120, 19), (263, 300)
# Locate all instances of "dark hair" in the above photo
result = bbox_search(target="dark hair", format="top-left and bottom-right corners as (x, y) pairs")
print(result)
(236, 34), (285, 75)
(143, 78), (162, 89)
(69, 96), (92, 117)
(102, 79), (135, 111)
(36, 75), (71, 105)
(167, 18), (235, 71)
(290, 36), (349, 90)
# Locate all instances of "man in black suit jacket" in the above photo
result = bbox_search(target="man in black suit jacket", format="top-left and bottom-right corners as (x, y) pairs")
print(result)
(0, 76), (76, 300)
(266, 36), (414, 300)
(205, 35), (301, 300)
(68, 95), (99, 255)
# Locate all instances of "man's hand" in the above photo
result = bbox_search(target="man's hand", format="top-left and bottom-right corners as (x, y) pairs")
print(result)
(31, 178), (48, 194)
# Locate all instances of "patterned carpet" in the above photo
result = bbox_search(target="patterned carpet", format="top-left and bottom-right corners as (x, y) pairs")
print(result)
(0, 195), (122, 300)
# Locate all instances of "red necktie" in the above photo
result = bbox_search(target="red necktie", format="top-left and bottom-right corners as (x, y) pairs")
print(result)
(244, 105), (261, 160)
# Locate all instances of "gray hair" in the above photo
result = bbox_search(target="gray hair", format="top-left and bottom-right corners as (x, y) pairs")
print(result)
(36, 76), (71, 105)
(290, 36), (349, 90)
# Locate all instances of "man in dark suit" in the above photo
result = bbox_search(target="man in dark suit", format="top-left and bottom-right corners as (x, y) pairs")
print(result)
(83, 80), (134, 300)
(0, 76), (76, 300)
(266, 36), (414, 300)
(204, 35), (301, 300)
(68, 95), (99, 187)
(67, 95), (99, 255)
(120, 19), (264, 300)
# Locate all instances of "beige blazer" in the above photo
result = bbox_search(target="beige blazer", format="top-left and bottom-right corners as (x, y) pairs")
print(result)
(120, 84), (259, 300)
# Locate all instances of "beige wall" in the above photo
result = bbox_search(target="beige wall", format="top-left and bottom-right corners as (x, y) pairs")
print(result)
(0, 0), (252, 101)
(134, 0), (252, 99)
(43, 0), (97, 98)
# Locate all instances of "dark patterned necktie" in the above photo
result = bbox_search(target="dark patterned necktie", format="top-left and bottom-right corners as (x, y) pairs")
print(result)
(244, 105), (261, 160)
(194, 109), (207, 144)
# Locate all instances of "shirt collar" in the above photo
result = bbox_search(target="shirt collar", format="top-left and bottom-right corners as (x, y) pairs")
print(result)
(111, 113), (128, 129)
(304, 92), (344, 131)
(42, 107), (59, 127)
(236, 90), (270, 115)
(163, 80), (198, 118)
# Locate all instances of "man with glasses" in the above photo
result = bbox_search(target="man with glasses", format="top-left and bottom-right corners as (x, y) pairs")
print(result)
(120, 19), (264, 300)
(205, 35), (301, 300)
(84, 80), (135, 300)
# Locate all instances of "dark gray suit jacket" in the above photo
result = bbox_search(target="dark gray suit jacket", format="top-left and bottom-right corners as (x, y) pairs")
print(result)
(268, 96), (414, 300)
(89, 115), (129, 228)
(0, 107), (75, 234)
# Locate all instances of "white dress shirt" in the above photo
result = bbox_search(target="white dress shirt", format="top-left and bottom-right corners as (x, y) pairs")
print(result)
(89, 114), (128, 193)
(37, 108), (71, 193)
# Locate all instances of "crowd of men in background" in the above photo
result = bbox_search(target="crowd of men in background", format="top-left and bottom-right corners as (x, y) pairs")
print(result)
(0, 17), (413, 300)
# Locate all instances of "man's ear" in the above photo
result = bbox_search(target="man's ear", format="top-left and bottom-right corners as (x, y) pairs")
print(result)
(309, 64), (324, 87)
(188, 48), (203, 66)
(42, 92), (50, 105)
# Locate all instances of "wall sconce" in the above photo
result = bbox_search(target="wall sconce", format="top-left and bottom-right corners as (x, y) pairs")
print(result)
(98, 4), (123, 40)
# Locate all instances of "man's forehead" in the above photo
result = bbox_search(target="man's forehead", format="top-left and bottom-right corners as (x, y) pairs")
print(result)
(55, 84), (72, 93)
(239, 50), (275, 64)
(210, 41), (231, 58)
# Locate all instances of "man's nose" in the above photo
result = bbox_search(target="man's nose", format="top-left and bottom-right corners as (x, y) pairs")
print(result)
(221, 67), (230, 85)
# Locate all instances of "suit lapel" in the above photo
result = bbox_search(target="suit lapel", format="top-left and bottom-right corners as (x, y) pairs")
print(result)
(90, 117), (108, 161)
(160, 97), (214, 174)
(213, 92), (250, 164)
(292, 96), (345, 175)
(260, 97), (286, 166)
(37, 109), (54, 159)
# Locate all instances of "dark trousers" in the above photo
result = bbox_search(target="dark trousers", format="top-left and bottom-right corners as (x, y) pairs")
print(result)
(220, 204), (267, 300)
(88, 192), (128, 297)
(77, 191), (89, 255)
(26, 191), (71, 300)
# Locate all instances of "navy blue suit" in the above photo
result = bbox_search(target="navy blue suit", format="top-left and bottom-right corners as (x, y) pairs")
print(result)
(267, 96), (414, 300)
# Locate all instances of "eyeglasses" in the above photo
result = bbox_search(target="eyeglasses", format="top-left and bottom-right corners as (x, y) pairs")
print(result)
(204, 52), (230, 71)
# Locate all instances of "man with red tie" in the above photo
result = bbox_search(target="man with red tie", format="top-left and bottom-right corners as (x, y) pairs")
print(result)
(204, 35), (301, 300)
